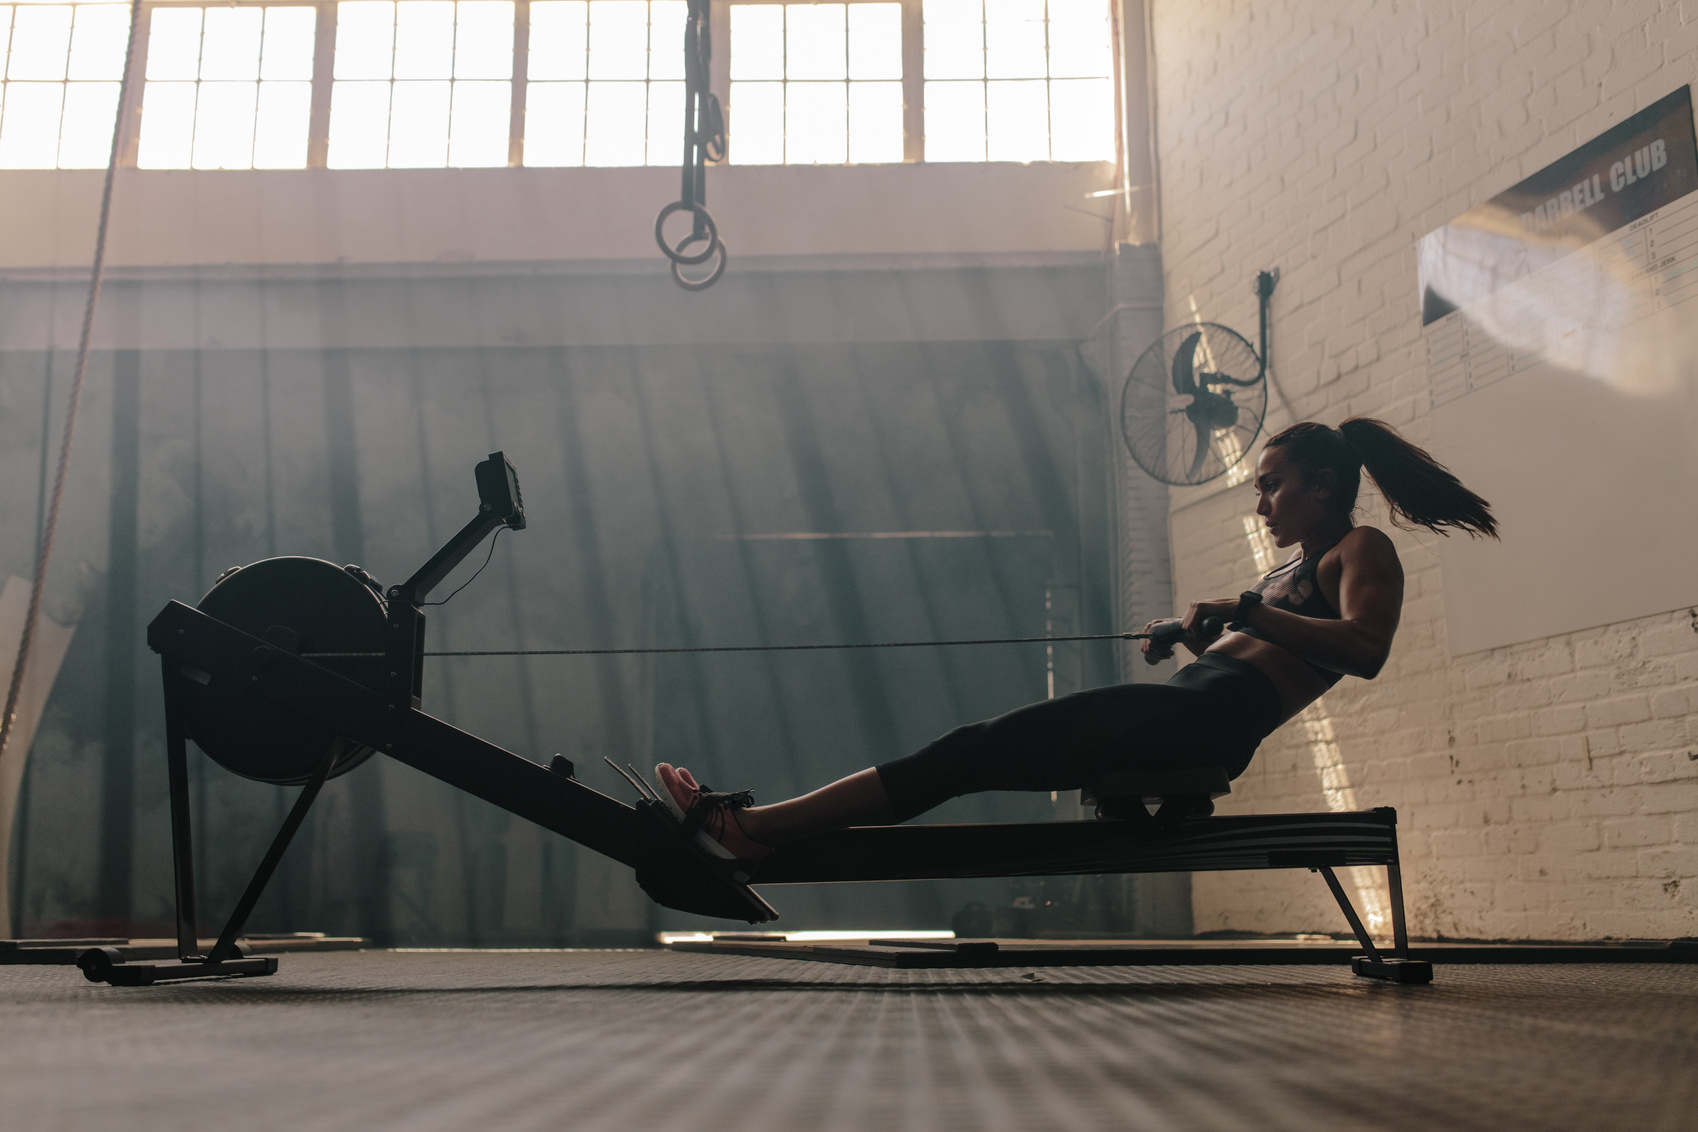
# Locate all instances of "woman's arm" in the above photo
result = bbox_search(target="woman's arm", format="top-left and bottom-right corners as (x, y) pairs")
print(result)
(1181, 527), (1405, 678)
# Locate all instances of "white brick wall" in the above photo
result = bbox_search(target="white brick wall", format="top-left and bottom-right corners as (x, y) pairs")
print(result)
(1151, 0), (1698, 940)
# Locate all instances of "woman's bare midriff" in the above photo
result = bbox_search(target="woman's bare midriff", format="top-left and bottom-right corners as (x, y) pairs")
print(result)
(1204, 631), (1332, 724)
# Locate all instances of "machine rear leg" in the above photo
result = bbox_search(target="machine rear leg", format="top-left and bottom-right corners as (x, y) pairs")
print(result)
(1316, 865), (1431, 985)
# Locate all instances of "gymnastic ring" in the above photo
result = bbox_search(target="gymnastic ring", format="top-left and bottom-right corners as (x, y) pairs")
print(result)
(671, 236), (726, 291)
(654, 200), (720, 265)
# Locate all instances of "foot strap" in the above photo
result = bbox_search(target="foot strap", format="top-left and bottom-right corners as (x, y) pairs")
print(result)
(681, 787), (754, 838)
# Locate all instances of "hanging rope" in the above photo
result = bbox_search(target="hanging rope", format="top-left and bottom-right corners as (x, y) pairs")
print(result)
(653, 0), (726, 290)
(0, 0), (145, 769)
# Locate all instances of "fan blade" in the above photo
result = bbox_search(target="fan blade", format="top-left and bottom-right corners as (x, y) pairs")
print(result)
(1171, 332), (1202, 396)
(1197, 369), (1262, 388)
(1186, 417), (1211, 481)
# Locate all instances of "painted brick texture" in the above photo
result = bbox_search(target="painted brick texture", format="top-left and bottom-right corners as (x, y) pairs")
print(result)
(1149, 0), (1698, 940)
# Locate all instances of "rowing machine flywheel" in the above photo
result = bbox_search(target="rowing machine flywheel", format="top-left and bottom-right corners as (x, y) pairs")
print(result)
(185, 557), (390, 785)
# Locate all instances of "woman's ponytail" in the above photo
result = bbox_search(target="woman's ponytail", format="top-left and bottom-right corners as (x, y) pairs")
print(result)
(1337, 418), (1498, 539)
(1265, 417), (1499, 539)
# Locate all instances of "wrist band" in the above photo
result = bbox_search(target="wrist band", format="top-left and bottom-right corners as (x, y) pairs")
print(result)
(1233, 590), (1263, 626)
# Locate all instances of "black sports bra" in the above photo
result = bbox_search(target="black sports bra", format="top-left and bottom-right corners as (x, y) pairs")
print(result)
(1238, 548), (1344, 687)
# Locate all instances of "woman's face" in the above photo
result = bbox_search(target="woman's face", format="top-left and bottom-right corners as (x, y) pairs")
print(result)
(1253, 445), (1333, 548)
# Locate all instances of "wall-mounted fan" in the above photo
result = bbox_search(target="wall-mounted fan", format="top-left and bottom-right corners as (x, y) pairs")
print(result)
(1121, 270), (1278, 486)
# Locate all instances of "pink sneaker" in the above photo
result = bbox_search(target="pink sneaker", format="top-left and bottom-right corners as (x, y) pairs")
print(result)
(654, 763), (773, 861)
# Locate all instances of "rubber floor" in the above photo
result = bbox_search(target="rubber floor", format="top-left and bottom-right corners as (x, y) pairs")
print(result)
(2, 949), (1694, 1131)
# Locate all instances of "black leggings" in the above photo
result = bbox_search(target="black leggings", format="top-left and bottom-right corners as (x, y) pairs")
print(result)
(874, 653), (1283, 823)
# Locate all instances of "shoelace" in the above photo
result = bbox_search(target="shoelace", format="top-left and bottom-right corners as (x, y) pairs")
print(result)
(683, 787), (756, 837)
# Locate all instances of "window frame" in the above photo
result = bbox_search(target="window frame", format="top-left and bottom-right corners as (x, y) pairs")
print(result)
(718, 0), (921, 165)
(0, 0), (144, 170)
(83, 0), (1109, 169)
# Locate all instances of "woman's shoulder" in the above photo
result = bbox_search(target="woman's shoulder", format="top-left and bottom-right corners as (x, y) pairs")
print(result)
(1329, 526), (1402, 571)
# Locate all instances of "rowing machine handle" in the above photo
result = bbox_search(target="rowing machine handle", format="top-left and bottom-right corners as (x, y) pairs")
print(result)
(1146, 616), (1226, 648)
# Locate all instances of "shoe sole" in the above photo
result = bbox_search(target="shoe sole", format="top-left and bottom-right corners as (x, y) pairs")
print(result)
(655, 765), (738, 861)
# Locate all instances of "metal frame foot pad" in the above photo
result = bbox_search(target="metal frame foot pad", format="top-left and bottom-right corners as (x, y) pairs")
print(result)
(1352, 956), (1433, 984)
(77, 946), (279, 987)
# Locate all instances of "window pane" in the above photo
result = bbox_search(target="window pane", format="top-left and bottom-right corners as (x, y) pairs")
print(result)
(1047, 74), (1109, 160)
(728, 4), (780, 81)
(145, 7), (201, 81)
(647, 0), (685, 80)
(586, 0), (646, 80)
(253, 78), (311, 166)
(847, 3), (899, 81)
(0, 81), (64, 166)
(922, 0), (981, 80)
(0, 8), (12, 70)
(527, 1), (586, 81)
(193, 79), (259, 168)
(135, 79), (195, 166)
(394, 0), (454, 78)
(922, 78), (982, 161)
(645, 76), (680, 164)
(55, 77), (118, 166)
(727, 79), (779, 163)
(1045, 0), (1102, 22)
(388, 77), (450, 163)
(847, 78), (900, 163)
(785, 3), (844, 82)
(582, 78), (644, 163)
(784, 79), (844, 163)
(924, 0), (981, 23)
(985, 77), (1044, 161)
(67, 3), (129, 81)
(327, 78), (391, 165)
(10, 5), (72, 81)
(335, 1), (395, 80)
(261, 7), (318, 81)
(453, 0), (513, 79)
(983, 0), (1043, 79)
(200, 8), (264, 82)
(1045, 13), (1109, 78)
(447, 76), (508, 163)
(522, 79), (583, 164)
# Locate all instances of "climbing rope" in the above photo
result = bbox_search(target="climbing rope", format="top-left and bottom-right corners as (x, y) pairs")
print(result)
(0, 0), (145, 769)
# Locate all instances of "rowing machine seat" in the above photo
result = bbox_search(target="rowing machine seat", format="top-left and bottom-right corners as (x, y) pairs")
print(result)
(1087, 767), (1232, 825)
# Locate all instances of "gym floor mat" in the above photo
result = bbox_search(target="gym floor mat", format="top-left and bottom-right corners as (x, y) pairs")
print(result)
(1, 949), (1694, 1130)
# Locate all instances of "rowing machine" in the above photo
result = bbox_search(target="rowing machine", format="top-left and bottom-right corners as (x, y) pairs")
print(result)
(94, 453), (1427, 986)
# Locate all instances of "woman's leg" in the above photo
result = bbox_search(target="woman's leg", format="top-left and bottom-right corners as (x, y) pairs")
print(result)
(723, 682), (1199, 846)
(735, 768), (894, 844)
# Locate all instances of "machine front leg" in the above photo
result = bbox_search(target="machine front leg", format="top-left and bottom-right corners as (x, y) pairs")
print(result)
(162, 662), (200, 961)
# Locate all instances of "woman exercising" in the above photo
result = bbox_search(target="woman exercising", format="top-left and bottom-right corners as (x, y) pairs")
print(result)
(656, 418), (1498, 862)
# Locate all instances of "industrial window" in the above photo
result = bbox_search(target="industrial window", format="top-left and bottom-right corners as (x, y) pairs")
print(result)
(0, 1), (130, 169)
(922, 0), (1112, 163)
(522, 0), (684, 167)
(727, 1), (902, 166)
(328, 0), (514, 169)
(136, 5), (316, 170)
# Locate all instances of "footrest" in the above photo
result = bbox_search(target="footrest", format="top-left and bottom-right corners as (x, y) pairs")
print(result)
(631, 800), (780, 924)
(1351, 956), (1433, 984)
(77, 946), (279, 986)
